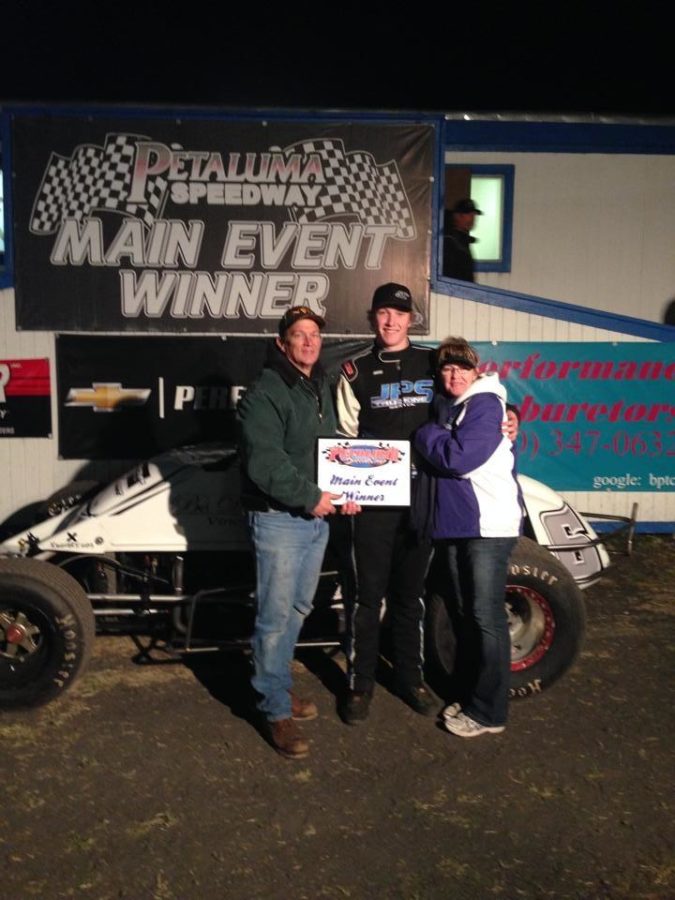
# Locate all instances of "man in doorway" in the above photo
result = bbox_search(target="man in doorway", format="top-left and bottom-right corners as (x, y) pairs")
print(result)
(443, 197), (482, 282)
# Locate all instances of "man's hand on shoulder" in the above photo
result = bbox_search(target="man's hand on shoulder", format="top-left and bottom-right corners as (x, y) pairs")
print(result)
(503, 408), (519, 442)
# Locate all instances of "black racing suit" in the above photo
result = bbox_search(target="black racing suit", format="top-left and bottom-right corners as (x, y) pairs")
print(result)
(336, 342), (435, 693)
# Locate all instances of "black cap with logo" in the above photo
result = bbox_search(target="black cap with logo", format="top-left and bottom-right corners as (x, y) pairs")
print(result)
(370, 283), (413, 313)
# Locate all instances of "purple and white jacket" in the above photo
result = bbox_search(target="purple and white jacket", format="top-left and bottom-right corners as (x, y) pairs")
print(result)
(414, 374), (523, 539)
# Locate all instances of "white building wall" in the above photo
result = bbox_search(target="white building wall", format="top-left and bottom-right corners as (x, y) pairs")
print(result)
(1, 283), (671, 531)
(0, 287), (134, 527)
(445, 151), (675, 325)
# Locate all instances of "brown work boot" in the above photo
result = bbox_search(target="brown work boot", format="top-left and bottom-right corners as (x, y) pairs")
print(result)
(269, 718), (310, 760)
(290, 692), (318, 721)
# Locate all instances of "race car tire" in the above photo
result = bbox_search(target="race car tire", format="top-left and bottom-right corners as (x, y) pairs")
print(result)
(0, 558), (95, 709)
(425, 536), (587, 699)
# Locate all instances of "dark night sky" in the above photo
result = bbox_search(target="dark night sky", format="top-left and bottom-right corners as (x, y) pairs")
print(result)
(2, 2), (673, 119)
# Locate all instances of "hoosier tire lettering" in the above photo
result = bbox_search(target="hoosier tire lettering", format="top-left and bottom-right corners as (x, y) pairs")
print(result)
(509, 563), (559, 586)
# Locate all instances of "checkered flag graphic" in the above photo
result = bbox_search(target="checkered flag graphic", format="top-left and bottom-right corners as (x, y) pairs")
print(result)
(285, 138), (416, 240)
(30, 134), (168, 234)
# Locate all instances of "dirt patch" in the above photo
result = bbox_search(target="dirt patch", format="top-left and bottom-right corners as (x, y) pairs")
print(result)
(1, 535), (674, 899)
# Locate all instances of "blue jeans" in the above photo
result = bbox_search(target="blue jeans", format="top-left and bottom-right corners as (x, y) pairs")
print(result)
(444, 536), (517, 727)
(249, 510), (329, 721)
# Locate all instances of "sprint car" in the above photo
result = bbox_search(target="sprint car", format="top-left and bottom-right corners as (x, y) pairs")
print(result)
(0, 444), (634, 709)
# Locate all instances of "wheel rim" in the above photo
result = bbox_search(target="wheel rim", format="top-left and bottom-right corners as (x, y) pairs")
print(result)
(0, 606), (49, 688)
(0, 608), (43, 660)
(506, 585), (555, 671)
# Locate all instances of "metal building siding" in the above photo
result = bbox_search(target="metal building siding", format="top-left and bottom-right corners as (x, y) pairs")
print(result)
(565, 489), (671, 528)
(0, 288), (124, 525)
(445, 151), (675, 325)
(0, 297), (670, 532)
(427, 290), (644, 344)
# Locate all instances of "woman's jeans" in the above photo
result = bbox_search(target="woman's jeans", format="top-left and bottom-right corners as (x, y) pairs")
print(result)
(443, 536), (517, 727)
(249, 510), (329, 722)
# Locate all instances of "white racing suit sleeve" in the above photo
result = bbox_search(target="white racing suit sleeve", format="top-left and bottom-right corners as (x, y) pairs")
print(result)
(336, 375), (360, 438)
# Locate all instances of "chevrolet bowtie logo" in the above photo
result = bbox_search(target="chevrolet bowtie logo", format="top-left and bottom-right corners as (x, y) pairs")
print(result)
(66, 383), (151, 412)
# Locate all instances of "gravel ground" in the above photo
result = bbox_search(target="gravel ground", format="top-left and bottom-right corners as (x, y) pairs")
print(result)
(1, 534), (674, 900)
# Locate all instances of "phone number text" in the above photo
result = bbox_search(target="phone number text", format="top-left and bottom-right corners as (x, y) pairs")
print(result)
(518, 429), (675, 461)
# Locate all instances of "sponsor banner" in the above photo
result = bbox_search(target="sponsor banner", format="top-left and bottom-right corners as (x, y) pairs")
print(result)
(475, 342), (675, 492)
(56, 334), (267, 459)
(55, 334), (368, 460)
(317, 439), (410, 506)
(56, 337), (674, 492)
(14, 115), (434, 334)
(0, 358), (52, 437)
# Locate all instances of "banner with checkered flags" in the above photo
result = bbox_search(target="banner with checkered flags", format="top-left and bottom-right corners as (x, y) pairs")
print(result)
(284, 138), (416, 240)
(30, 134), (168, 233)
(12, 114), (434, 334)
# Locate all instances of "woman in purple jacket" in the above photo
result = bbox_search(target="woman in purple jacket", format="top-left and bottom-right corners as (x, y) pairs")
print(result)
(414, 337), (523, 737)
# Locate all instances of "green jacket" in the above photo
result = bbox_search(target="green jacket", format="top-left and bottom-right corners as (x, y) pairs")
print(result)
(237, 345), (337, 514)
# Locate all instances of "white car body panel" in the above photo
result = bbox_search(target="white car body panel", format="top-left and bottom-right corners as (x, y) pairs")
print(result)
(0, 445), (610, 587)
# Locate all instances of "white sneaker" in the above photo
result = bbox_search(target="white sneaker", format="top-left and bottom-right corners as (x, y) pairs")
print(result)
(442, 702), (462, 721)
(443, 711), (505, 738)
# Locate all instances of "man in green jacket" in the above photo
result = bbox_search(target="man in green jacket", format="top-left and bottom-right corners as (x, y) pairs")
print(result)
(237, 306), (357, 759)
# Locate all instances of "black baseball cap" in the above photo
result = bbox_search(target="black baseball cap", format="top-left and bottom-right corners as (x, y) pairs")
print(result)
(278, 306), (326, 336)
(370, 283), (413, 313)
(451, 198), (483, 215)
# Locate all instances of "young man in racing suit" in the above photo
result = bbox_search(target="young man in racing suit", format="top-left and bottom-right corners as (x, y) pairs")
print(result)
(335, 283), (438, 723)
(336, 283), (518, 725)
